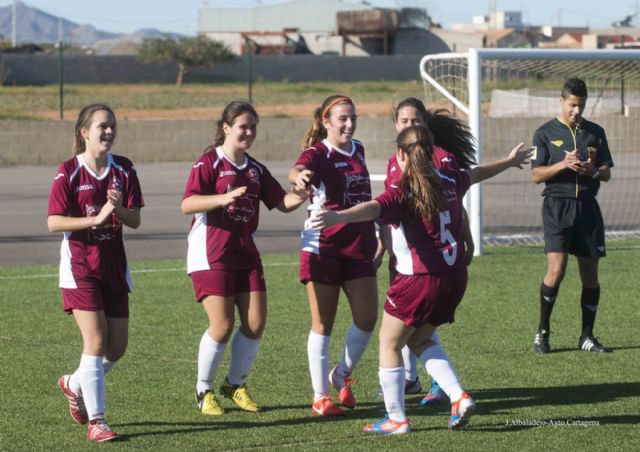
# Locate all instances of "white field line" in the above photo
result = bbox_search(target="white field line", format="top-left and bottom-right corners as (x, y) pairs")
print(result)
(0, 261), (298, 280)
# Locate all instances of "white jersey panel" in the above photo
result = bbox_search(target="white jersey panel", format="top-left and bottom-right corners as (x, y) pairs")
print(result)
(390, 224), (414, 275)
(187, 212), (210, 274)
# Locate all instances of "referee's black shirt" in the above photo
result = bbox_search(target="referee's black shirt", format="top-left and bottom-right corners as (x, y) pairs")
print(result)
(532, 117), (614, 198)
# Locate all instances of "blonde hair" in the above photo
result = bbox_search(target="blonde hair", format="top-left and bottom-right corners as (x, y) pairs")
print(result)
(397, 125), (446, 221)
(301, 95), (353, 150)
(72, 104), (115, 155)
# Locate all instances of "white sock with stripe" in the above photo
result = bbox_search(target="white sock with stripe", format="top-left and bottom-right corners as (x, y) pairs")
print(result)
(307, 330), (330, 399)
(196, 331), (227, 395)
(379, 366), (407, 422)
(419, 341), (464, 401)
(401, 346), (418, 382)
(336, 324), (372, 378)
(227, 330), (261, 386)
(77, 354), (105, 421)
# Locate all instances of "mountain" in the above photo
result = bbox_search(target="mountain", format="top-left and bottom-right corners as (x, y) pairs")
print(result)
(0, 2), (182, 53)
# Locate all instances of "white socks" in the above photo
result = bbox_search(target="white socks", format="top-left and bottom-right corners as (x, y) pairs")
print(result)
(401, 346), (418, 382)
(336, 324), (373, 378)
(307, 330), (330, 399)
(227, 330), (261, 386)
(77, 354), (105, 421)
(379, 366), (406, 422)
(420, 341), (464, 401)
(196, 331), (227, 395)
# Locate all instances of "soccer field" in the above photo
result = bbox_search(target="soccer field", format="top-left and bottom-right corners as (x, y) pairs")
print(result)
(1, 244), (639, 451)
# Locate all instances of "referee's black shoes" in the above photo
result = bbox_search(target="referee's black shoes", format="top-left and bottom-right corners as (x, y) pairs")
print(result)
(534, 329), (551, 353)
(578, 336), (613, 353)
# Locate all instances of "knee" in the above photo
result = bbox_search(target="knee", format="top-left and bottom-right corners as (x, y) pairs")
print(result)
(105, 342), (128, 363)
(311, 322), (333, 337)
(209, 322), (234, 344)
(240, 320), (266, 340)
(83, 333), (107, 356)
(353, 312), (377, 333)
(545, 268), (565, 286)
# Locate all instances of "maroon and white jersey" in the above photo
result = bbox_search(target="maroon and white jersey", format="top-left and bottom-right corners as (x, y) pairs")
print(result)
(183, 147), (286, 273)
(296, 139), (376, 260)
(385, 145), (460, 189)
(47, 153), (144, 291)
(376, 169), (470, 275)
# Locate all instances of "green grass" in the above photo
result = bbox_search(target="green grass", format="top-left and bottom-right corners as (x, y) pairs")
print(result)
(1, 243), (639, 451)
(0, 81), (423, 119)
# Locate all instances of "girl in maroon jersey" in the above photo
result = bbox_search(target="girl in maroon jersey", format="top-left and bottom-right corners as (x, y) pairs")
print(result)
(182, 101), (307, 416)
(48, 104), (144, 442)
(377, 97), (532, 406)
(312, 125), (531, 433)
(288, 95), (378, 416)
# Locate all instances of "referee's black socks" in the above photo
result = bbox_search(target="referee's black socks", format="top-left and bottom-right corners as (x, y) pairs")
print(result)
(538, 283), (559, 332)
(581, 285), (600, 338)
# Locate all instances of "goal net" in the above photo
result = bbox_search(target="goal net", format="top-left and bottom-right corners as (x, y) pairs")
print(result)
(420, 48), (640, 253)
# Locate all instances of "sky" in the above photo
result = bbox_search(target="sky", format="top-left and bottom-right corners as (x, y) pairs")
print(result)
(2, 0), (638, 35)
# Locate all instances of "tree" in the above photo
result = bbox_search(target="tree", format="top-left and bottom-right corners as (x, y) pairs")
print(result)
(137, 35), (235, 87)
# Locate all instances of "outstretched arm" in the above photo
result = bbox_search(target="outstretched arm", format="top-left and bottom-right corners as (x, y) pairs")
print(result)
(468, 142), (534, 185)
(277, 186), (310, 212)
(181, 186), (247, 215)
(288, 165), (314, 191)
(310, 200), (381, 229)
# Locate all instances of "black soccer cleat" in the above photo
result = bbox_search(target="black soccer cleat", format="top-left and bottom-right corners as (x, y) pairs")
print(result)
(578, 336), (612, 353)
(534, 329), (550, 353)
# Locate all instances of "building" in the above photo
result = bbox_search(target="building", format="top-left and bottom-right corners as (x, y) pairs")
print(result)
(198, 0), (372, 55)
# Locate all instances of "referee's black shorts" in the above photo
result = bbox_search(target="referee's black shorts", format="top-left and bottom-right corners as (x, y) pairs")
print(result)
(542, 196), (606, 258)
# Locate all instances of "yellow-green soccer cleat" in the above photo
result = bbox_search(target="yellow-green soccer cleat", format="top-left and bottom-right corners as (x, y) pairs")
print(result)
(195, 390), (224, 416)
(220, 379), (260, 412)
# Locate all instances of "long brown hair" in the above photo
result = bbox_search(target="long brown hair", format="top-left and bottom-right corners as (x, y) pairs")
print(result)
(209, 100), (259, 152)
(394, 97), (476, 169)
(301, 95), (354, 150)
(397, 125), (446, 221)
(72, 103), (115, 155)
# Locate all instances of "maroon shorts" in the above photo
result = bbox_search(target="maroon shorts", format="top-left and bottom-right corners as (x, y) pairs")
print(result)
(385, 266), (468, 328)
(190, 264), (266, 301)
(62, 284), (129, 318)
(299, 251), (376, 285)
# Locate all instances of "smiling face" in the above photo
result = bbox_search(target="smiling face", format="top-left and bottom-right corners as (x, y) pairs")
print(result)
(560, 94), (587, 127)
(394, 106), (425, 133)
(323, 102), (357, 149)
(222, 111), (257, 152)
(81, 109), (117, 156)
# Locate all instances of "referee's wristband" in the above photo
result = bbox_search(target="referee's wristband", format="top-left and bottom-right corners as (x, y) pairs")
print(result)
(591, 170), (600, 180)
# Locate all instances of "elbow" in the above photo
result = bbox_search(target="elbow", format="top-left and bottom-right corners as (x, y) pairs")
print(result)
(180, 200), (191, 215)
(47, 217), (59, 233)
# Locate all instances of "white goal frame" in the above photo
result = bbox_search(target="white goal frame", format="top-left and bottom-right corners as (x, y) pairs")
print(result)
(420, 48), (640, 255)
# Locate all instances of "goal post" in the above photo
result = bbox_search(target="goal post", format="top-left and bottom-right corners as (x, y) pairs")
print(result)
(420, 48), (640, 255)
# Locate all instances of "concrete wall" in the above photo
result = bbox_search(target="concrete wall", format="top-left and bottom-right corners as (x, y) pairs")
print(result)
(2, 113), (636, 166)
(0, 54), (425, 85)
(0, 117), (397, 166)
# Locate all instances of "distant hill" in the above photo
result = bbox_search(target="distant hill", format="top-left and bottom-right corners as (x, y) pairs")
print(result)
(0, 1), (182, 54)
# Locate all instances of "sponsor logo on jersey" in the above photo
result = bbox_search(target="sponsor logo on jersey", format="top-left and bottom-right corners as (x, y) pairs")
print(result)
(334, 162), (348, 168)
(77, 184), (95, 192)
(597, 245), (606, 253)
(551, 140), (564, 147)
(193, 162), (204, 168)
(54, 173), (65, 180)
(344, 173), (371, 206)
(247, 168), (260, 184)
(220, 170), (236, 177)
(441, 157), (452, 163)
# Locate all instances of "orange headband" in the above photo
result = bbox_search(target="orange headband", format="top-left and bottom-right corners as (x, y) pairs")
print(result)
(321, 97), (352, 119)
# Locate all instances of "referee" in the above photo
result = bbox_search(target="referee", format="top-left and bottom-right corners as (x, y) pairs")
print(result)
(531, 77), (613, 354)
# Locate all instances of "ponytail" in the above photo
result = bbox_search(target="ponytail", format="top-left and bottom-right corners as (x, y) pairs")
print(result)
(397, 125), (446, 221)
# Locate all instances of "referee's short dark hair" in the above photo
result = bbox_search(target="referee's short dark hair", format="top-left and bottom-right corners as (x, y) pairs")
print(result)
(562, 78), (588, 98)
